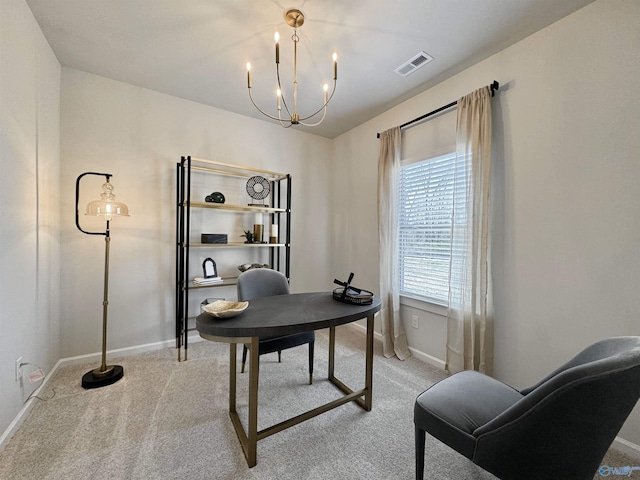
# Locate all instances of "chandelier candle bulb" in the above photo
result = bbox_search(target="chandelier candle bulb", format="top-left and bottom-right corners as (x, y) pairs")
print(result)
(275, 32), (280, 63)
(333, 52), (338, 79)
(246, 62), (251, 88)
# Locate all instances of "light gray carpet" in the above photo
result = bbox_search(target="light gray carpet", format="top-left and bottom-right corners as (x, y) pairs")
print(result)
(0, 326), (636, 479)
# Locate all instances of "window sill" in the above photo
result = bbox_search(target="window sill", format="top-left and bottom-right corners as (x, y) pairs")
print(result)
(400, 295), (447, 317)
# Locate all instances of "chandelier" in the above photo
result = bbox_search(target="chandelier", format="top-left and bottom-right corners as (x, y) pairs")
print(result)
(246, 8), (337, 128)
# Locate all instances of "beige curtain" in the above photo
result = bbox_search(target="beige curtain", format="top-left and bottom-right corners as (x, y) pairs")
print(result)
(377, 127), (411, 360)
(446, 87), (494, 375)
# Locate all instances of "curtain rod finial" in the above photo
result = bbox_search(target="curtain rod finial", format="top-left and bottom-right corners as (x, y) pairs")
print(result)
(490, 80), (499, 97)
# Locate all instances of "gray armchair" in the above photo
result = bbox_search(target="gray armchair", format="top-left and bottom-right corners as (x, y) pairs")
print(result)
(237, 268), (315, 384)
(414, 336), (640, 480)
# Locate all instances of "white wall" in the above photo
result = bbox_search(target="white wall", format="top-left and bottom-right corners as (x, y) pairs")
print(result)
(332, 0), (640, 446)
(60, 68), (333, 357)
(0, 0), (61, 436)
(2, 0), (639, 455)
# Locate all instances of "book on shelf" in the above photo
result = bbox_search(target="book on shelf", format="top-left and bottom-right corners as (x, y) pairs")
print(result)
(193, 276), (223, 286)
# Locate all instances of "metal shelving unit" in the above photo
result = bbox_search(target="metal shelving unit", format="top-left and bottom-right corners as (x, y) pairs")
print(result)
(176, 156), (291, 360)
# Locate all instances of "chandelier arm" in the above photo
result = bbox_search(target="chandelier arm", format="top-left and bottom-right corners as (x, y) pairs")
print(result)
(276, 103), (294, 127)
(278, 118), (294, 128)
(248, 88), (287, 122)
(298, 80), (337, 122)
(276, 63), (292, 117)
(298, 105), (327, 127)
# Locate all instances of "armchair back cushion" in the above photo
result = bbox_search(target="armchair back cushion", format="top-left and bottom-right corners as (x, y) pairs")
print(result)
(473, 337), (640, 479)
(237, 268), (290, 301)
(414, 337), (640, 480)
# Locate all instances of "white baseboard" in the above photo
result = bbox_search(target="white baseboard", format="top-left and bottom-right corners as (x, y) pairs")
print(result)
(0, 357), (63, 451)
(407, 345), (447, 371)
(0, 335), (205, 452)
(612, 436), (640, 461)
(347, 323), (640, 457)
(55, 336), (203, 368)
(3, 331), (640, 460)
(348, 322), (447, 370)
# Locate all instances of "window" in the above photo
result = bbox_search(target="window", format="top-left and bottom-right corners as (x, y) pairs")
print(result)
(398, 152), (464, 305)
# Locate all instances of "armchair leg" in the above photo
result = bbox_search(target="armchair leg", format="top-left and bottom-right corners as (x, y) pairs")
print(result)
(241, 345), (248, 373)
(415, 426), (425, 480)
(278, 350), (282, 363)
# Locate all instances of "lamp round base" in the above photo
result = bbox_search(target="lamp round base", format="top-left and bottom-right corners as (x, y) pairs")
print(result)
(81, 365), (124, 389)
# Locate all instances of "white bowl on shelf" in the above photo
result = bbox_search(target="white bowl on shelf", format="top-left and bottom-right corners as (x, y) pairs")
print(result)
(202, 300), (249, 318)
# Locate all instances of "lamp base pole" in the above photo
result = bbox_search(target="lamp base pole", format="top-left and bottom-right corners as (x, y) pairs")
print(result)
(81, 365), (124, 389)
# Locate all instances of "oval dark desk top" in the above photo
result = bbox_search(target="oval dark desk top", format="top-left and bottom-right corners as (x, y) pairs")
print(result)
(196, 292), (381, 339)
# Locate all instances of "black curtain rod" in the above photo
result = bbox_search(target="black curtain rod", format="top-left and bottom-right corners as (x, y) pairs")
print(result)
(376, 80), (499, 138)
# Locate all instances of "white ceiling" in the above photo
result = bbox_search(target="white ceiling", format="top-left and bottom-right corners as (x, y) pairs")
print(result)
(26, 0), (595, 138)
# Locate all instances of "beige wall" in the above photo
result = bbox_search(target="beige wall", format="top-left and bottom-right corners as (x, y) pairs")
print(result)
(2, 0), (639, 454)
(0, 0), (61, 437)
(59, 68), (333, 357)
(332, 0), (640, 446)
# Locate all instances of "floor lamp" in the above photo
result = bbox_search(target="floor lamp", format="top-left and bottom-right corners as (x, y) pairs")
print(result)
(75, 172), (130, 389)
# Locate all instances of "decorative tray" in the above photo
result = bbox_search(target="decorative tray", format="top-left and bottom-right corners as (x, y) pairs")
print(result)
(202, 300), (249, 318)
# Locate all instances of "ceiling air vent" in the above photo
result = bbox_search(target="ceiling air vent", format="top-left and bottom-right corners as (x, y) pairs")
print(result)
(394, 51), (434, 77)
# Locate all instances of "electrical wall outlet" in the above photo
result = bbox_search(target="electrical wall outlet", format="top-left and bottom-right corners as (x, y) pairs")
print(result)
(411, 315), (419, 329)
(15, 356), (22, 382)
(28, 369), (45, 384)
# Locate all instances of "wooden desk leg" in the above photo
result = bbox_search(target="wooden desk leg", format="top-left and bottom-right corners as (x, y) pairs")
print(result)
(229, 343), (237, 413)
(247, 336), (260, 467)
(364, 314), (374, 411)
(328, 325), (336, 379)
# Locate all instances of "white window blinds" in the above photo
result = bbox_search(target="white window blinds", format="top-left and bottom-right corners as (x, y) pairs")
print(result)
(399, 152), (463, 304)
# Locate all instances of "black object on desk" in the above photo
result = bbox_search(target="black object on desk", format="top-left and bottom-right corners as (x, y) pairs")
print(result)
(333, 272), (374, 305)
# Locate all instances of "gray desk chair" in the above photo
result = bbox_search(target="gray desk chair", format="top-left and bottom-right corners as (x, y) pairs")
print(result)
(237, 268), (315, 384)
(414, 336), (640, 480)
